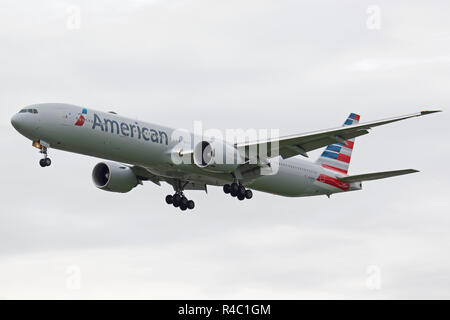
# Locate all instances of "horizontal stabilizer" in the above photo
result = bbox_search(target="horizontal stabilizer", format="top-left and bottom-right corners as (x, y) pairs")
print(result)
(337, 169), (419, 183)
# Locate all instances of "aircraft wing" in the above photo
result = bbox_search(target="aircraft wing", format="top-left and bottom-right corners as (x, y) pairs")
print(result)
(337, 169), (419, 183)
(131, 165), (208, 192)
(236, 110), (441, 160)
(131, 165), (162, 186)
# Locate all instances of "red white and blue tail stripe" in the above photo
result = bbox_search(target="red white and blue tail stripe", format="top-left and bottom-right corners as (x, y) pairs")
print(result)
(316, 113), (360, 175)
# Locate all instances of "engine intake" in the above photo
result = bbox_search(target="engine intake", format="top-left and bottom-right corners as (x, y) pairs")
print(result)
(193, 140), (242, 173)
(194, 141), (214, 167)
(92, 162), (139, 193)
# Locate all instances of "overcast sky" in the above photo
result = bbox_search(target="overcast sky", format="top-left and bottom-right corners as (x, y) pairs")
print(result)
(1, 0), (449, 299)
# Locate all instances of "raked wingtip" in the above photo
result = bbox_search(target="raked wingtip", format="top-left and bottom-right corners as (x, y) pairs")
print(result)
(420, 110), (442, 115)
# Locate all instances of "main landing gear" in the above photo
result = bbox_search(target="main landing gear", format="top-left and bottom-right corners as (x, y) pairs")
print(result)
(165, 193), (195, 211)
(223, 182), (253, 201)
(165, 181), (196, 212)
(37, 144), (52, 168)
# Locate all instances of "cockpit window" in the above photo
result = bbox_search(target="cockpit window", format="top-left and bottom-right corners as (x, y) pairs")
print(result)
(19, 109), (38, 114)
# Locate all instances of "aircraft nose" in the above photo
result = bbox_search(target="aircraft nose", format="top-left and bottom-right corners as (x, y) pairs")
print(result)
(11, 108), (40, 138)
(11, 114), (21, 130)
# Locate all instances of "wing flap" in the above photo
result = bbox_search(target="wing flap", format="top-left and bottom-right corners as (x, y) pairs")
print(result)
(131, 165), (161, 186)
(337, 169), (419, 183)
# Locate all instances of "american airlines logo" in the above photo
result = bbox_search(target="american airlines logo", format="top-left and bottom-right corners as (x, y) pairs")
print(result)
(75, 108), (87, 126)
(91, 113), (169, 145)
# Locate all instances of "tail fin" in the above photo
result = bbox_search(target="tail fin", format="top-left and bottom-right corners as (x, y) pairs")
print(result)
(316, 113), (360, 175)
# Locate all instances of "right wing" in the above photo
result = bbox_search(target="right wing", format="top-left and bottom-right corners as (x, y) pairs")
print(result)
(236, 110), (441, 160)
(131, 165), (162, 186)
(337, 169), (419, 183)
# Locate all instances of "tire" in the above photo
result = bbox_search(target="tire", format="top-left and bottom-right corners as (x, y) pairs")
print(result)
(39, 159), (46, 167)
(165, 195), (173, 204)
(245, 189), (253, 199)
(230, 190), (237, 197)
(223, 184), (231, 194)
(238, 194), (245, 201)
(180, 204), (187, 211)
(181, 197), (189, 207)
(230, 183), (239, 194)
(187, 200), (195, 210)
(173, 194), (181, 207)
(238, 185), (246, 197)
(173, 194), (181, 203)
(45, 158), (52, 166)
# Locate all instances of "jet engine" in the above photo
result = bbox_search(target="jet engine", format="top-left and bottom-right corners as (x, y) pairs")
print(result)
(92, 162), (139, 193)
(193, 140), (243, 173)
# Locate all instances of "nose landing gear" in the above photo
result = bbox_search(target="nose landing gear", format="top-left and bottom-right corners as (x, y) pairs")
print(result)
(39, 157), (52, 168)
(35, 141), (52, 167)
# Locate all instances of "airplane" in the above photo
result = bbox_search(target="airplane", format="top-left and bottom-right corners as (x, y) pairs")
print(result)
(11, 103), (440, 211)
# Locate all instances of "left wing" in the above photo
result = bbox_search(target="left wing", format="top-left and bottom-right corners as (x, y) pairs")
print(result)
(236, 110), (441, 160)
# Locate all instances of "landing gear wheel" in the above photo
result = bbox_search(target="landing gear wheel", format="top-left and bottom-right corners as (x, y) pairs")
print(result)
(187, 200), (195, 210)
(173, 194), (181, 204)
(39, 158), (51, 167)
(173, 194), (181, 208)
(223, 184), (231, 194)
(238, 194), (245, 201)
(230, 183), (239, 195)
(180, 197), (189, 207)
(39, 159), (47, 167)
(245, 189), (253, 199)
(238, 185), (246, 197)
(165, 195), (173, 205)
(180, 204), (188, 211)
(230, 189), (237, 197)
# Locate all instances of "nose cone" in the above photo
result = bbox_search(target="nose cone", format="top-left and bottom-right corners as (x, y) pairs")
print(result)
(11, 114), (21, 130)
(11, 111), (39, 139)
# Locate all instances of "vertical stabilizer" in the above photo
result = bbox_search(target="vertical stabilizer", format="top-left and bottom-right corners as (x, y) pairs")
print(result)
(316, 113), (360, 175)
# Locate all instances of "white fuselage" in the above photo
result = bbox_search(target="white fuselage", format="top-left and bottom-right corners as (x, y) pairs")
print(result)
(11, 103), (361, 197)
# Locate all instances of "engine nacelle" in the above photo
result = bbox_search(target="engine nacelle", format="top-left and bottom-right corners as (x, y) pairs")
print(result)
(193, 140), (243, 173)
(92, 162), (139, 193)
